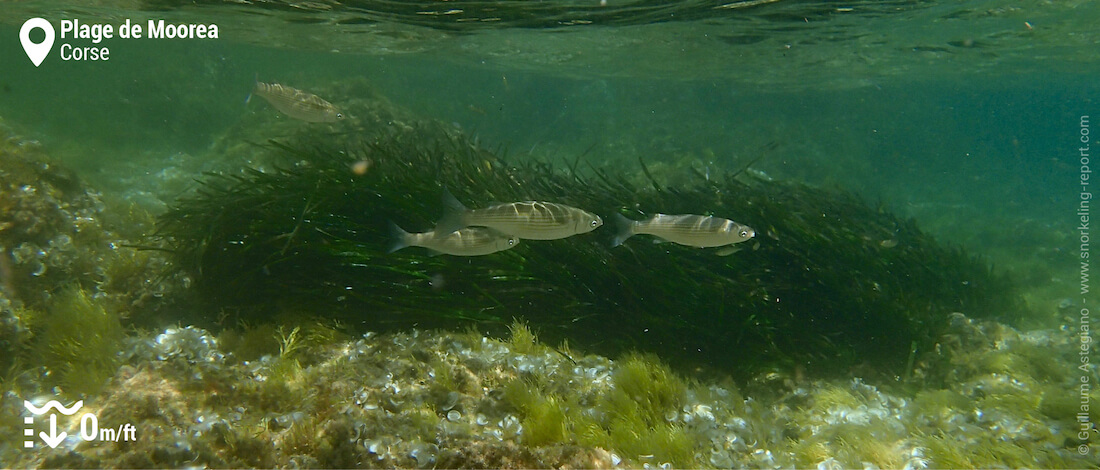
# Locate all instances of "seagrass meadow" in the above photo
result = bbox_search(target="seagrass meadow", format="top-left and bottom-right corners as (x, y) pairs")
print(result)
(155, 123), (1025, 380)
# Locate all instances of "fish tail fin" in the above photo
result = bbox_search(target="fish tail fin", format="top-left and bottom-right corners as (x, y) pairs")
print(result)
(435, 188), (468, 235)
(610, 213), (637, 248)
(388, 221), (412, 253)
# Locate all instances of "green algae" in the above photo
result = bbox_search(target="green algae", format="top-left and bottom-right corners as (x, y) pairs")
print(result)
(810, 384), (865, 411)
(790, 426), (908, 470)
(506, 319), (540, 355)
(914, 429), (1083, 470)
(499, 351), (700, 467)
(604, 353), (688, 428)
(608, 423), (695, 468)
(32, 287), (124, 397)
(218, 322), (283, 360)
(0, 298), (34, 383)
(503, 378), (569, 446)
(218, 315), (350, 363)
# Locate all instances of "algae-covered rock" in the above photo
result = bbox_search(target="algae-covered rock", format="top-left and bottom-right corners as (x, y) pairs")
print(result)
(7, 319), (1092, 469)
(0, 136), (105, 308)
(0, 124), (181, 316)
(0, 123), (194, 406)
(157, 122), (1024, 379)
(33, 288), (125, 397)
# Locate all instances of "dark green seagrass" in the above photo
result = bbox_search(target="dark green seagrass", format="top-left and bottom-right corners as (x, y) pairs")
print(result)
(157, 125), (1024, 379)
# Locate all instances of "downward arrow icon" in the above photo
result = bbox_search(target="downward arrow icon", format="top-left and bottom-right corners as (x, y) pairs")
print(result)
(39, 414), (66, 448)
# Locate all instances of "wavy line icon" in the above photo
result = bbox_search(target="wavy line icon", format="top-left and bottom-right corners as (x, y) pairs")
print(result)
(24, 400), (83, 415)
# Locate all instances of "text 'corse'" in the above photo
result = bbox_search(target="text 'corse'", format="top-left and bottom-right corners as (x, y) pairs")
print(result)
(56, 19), (218, 62)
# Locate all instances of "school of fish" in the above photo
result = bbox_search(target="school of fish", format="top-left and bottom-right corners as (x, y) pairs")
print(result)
(392, 190), (755, 257)
(246, 80), (756, 257)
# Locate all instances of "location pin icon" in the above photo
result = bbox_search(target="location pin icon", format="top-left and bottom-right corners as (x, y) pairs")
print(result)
(20, 18), (55, 67)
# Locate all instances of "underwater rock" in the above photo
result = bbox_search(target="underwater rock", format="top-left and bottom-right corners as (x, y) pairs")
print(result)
(0, 125), (183, 317)
(0, 136), (104, 307)
(0, 123), (200, 412)
(3, 322), (1093, 469)
(157, 123), (1025, 379)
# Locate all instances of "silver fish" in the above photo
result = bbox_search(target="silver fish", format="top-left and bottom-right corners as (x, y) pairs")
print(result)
(389, 223), (519, 256)
(252, 81), (343, 123)
(611, 213), (755, 249)
(438, 190), (603, 240)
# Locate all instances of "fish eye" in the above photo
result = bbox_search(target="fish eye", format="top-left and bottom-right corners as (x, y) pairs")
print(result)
(590, 219), (599, 227)
(508, 238), (517, 245)
(335, 113), (344, 119)
(739, 229), (750, 238)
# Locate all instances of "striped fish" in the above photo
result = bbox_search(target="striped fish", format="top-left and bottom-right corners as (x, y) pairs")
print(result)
(251, 80), (343, 123)
(437, 190), (603, 240)
(389, 223), (519, 256)
(611, 213), (754, 249)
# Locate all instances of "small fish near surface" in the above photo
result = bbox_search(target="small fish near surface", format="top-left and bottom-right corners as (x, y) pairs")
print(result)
(437, 190), (603, 240)
(611, 213), (755, 253)
(251, 80), (344, 123)
(389, 223), (519, 256)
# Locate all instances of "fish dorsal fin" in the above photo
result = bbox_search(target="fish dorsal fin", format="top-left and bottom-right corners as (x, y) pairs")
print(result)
(436, 188), (469, 235)
(441, 188), (468, 212)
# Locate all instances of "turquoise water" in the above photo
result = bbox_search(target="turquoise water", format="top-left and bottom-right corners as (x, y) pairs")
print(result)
(1, 0), (1097, 467)
(0, 1), (1091, 249)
